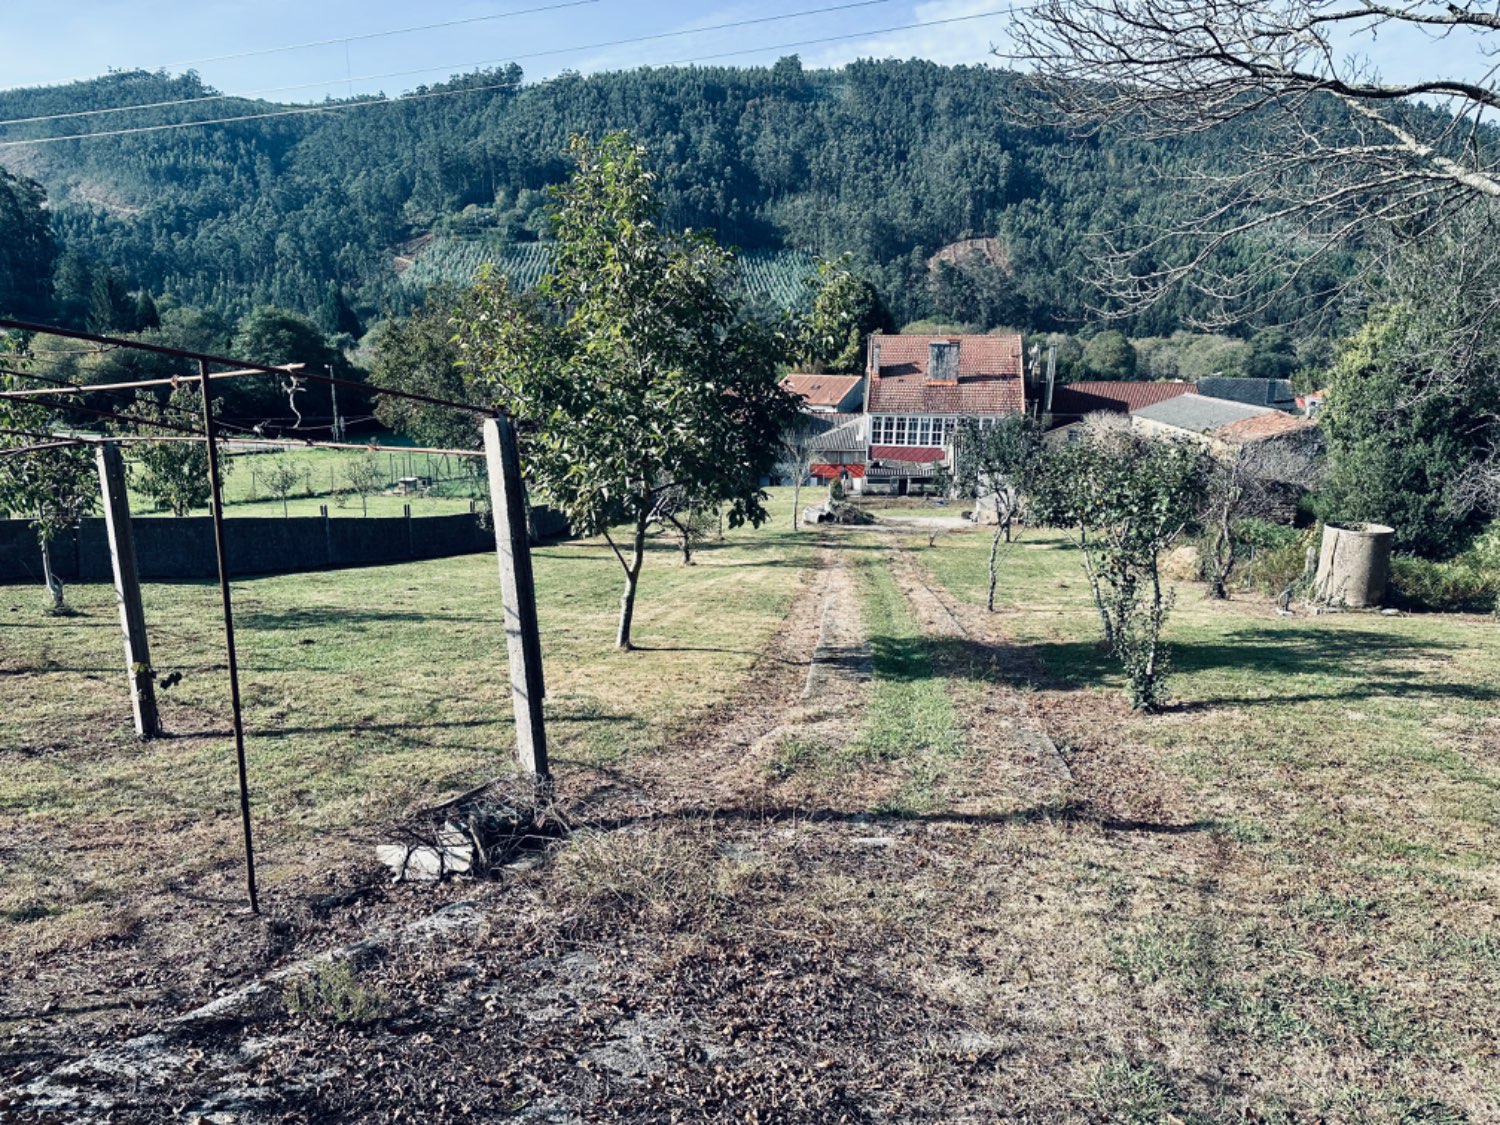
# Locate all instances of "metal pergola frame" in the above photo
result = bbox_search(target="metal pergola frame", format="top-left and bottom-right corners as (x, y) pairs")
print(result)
(0, 318), (549, 915)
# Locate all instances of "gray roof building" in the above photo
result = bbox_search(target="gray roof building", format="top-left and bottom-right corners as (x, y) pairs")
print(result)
(1132, 394), (1274, 433)
(808, 414), (867, 454)
(1196, 377), (1298, 411)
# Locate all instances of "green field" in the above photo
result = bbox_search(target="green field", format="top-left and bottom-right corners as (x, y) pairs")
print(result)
(126, 442), (487, 519)
(0, 490), (813, 948)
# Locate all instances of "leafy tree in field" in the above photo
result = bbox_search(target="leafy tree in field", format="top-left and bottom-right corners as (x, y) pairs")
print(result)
(950, 414), (1044, 611)
(1032, 424), (1208, 710)
(130, 385), (223, 516)
(1082, 330), (1137, 379)
(0, 169), (56, 321)
(457, 133), (799, 650)
(260, 458), (304, 519)
(344, 455), (386, 517)
(797, 256), (892, 373)
(0, 342), (97, 610)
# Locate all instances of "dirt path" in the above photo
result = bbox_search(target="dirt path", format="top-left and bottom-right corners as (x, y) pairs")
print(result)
(618, 540), (873, 814)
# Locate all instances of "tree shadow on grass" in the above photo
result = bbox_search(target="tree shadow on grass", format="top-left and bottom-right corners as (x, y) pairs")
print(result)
(234, 606), (495, 630)
(870, 626), (1495, 709)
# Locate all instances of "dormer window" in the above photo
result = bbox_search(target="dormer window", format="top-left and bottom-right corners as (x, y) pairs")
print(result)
(928, 341), (959, 382)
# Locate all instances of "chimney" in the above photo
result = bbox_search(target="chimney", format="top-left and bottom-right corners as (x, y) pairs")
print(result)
(928, 340), (959, 382)
(869, 336), (882, 377)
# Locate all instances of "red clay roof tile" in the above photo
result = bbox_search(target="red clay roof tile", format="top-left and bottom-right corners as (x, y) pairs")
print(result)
(865, 335), (1025, 415)
(1051, 381), (1197, 416)
(781, 373), (862, 409)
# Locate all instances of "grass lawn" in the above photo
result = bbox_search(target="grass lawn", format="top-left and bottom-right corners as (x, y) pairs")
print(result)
(911, 526), (1500, 1122)
(0, 490), (814, 954)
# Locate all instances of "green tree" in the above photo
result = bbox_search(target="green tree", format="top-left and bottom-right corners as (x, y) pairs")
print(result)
(1082, 330), (1137, 379)
(1245, 327), (1297, 379)
(87, 271), (135, 334)
(1318, 309), (1488, 557)
(344, 455), (386, 517)
(130, 385), (223, 516)
(261, 458), (303, 518)
(133, 291), (161, 332)
(1033, 424), (1208, 709)
(318, 282), (362, 338)
(797, 256), (892, 374)
(366, 287), (479, 451)
(232, 307), (352, 421)
(0, 344), (97, 609)
(0, 169), (55, 321)
(458, 133), (798, 650)
(51, 249), (94, 329)
(950, 414), (1044, 611)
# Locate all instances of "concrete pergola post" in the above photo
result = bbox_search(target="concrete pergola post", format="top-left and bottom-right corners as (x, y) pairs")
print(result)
(483, 415), (549, 780)
(95, 441), (161, 740)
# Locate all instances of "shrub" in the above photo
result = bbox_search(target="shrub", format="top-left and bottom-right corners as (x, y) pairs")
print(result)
(284, 960), (392, 1024)
(1388, 556), (1500, 614)
(1191, 521), (1314, 597)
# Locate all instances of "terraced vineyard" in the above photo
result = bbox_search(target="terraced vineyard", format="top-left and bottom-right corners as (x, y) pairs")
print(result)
(399, 237), (817, 308)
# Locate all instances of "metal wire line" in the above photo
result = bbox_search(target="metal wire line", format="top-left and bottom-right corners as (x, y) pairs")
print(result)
(0, 8), (1013, 148)
(0, 318), (493, 417)
(0, 0), (895, 127)
(5, 0), (607, 93)
(0, 428), (485, 458)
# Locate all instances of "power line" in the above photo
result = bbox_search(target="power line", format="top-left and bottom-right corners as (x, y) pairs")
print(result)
(0, 9), (1012, 148)
(4, 0), (605, 94)
(0, 0), (902, 129)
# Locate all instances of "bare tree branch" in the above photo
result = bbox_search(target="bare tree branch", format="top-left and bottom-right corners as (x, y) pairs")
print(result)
(1005, 0), (1500, 324)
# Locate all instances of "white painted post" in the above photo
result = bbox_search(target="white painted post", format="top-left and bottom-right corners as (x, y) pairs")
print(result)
(483, 416), (548, 779)
(95, 442), (161, 740)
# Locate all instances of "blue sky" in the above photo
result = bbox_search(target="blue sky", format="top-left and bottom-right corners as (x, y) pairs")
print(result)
(1, 0), (1014, 98)
(0, 0), (1485, 100)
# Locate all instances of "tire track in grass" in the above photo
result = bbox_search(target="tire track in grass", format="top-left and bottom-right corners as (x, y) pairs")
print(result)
(848, 546), (965, 814)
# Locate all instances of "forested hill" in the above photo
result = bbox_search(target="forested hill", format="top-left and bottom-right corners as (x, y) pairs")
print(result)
(0, 58), (1341, 334)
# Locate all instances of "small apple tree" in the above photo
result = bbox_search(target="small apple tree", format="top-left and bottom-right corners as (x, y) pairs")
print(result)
(949, 415), (1045, 612)
(1032, 423), (1208, 710)
(0, 350), (97, 610)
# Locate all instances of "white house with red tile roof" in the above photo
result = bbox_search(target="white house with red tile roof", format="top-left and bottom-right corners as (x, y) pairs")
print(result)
(859, 333), (1027, 494)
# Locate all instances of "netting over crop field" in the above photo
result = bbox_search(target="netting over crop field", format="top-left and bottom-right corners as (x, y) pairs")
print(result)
(400, 238), (817, 309)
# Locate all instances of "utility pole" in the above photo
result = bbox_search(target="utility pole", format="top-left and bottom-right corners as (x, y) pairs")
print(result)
(1045, 343), (1057, 415)
(328, 364), (344, 442)
(95, 442), (161, 740)
(483, 415), (549, 781)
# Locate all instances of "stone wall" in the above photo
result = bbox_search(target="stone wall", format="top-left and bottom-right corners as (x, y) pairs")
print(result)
(0, 507), (569, 585)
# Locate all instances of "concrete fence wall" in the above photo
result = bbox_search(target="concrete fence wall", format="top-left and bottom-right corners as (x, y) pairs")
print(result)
(0, 507), (569, 585)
